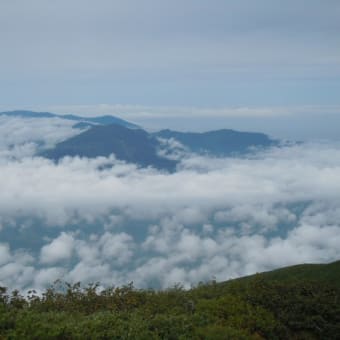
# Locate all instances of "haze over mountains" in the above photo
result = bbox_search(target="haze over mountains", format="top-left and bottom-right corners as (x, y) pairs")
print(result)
(0, 110), (340, 293)
(42, 123), (276, 171)
(1, 111), (277, 170)
(42, 124), (178, 171)
(0, 110), (139, 129)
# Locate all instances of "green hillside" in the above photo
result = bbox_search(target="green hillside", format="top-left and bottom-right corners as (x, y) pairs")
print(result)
(1, 261), (339, 339)
(226, 260), (340, 288)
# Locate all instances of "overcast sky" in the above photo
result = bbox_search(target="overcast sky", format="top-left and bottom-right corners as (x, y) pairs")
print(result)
(1, 0), (340, 138)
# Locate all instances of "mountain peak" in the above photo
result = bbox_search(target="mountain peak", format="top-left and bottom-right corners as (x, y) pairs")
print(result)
(42, 124), (177, 171)
(0, 110), (139, 129)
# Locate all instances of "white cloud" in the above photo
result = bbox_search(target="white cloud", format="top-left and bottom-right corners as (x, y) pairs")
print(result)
(0, 117), (340, 290)
(40, 233), (75, 264)
(99, 232), (135, 265)
(0, 116), (80, 160)
(0, 244), (11, 266)
(0, 246), (35, 290)
(33, 267), (66, 289)
(16, 103), (340, 122)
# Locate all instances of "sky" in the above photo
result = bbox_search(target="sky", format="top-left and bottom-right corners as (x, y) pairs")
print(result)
(1, 0), (340, 139)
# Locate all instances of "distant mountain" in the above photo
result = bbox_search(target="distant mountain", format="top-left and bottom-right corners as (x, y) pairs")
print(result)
(42, 124), (277, 171)
(154, 129), (276, 156)
(72, 122), (97, 130)
(0, 110), (139, 129)
(42, 124), (177, 171)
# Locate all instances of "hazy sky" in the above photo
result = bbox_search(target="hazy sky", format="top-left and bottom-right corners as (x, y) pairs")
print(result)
(1, 0), (340, 138)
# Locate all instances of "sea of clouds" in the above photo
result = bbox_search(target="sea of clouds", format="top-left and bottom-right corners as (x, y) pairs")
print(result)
(0, 116), (340, 292)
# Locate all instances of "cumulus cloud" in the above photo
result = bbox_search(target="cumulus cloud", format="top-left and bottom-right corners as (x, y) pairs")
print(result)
(40, 232), (75, 264)
(0, 245), (35, 290)
(0, 244), (11, 266)
(0, 116), (340, 290)
(0, 116), (81, 159)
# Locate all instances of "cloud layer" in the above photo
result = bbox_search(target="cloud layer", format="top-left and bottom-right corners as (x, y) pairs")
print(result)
(0, 116), (340, 291)
(0, 116), (80, 159)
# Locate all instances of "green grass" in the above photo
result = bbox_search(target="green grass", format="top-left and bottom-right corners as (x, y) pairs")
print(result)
(226, 260), (340, 288)
(1, 260), (340, 339)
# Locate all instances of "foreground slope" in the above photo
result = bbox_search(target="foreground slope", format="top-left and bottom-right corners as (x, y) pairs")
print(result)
(228, 260), (340, 288)
(1, 261), (339, 339)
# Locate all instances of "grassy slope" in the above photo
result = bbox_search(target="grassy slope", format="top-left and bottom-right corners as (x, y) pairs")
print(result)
(225, 260), (340, 288)
(1, 260), (340, 339)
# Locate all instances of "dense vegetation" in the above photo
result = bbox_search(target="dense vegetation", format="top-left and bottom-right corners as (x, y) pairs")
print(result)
(1, 261), (339, 339)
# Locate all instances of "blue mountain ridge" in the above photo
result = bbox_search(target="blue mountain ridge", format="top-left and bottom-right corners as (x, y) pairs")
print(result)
(154, 129), (276, 156)
(42, 123), (277, 171)
(0, 110), (139, 129)
(41, 124), (178, 171)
